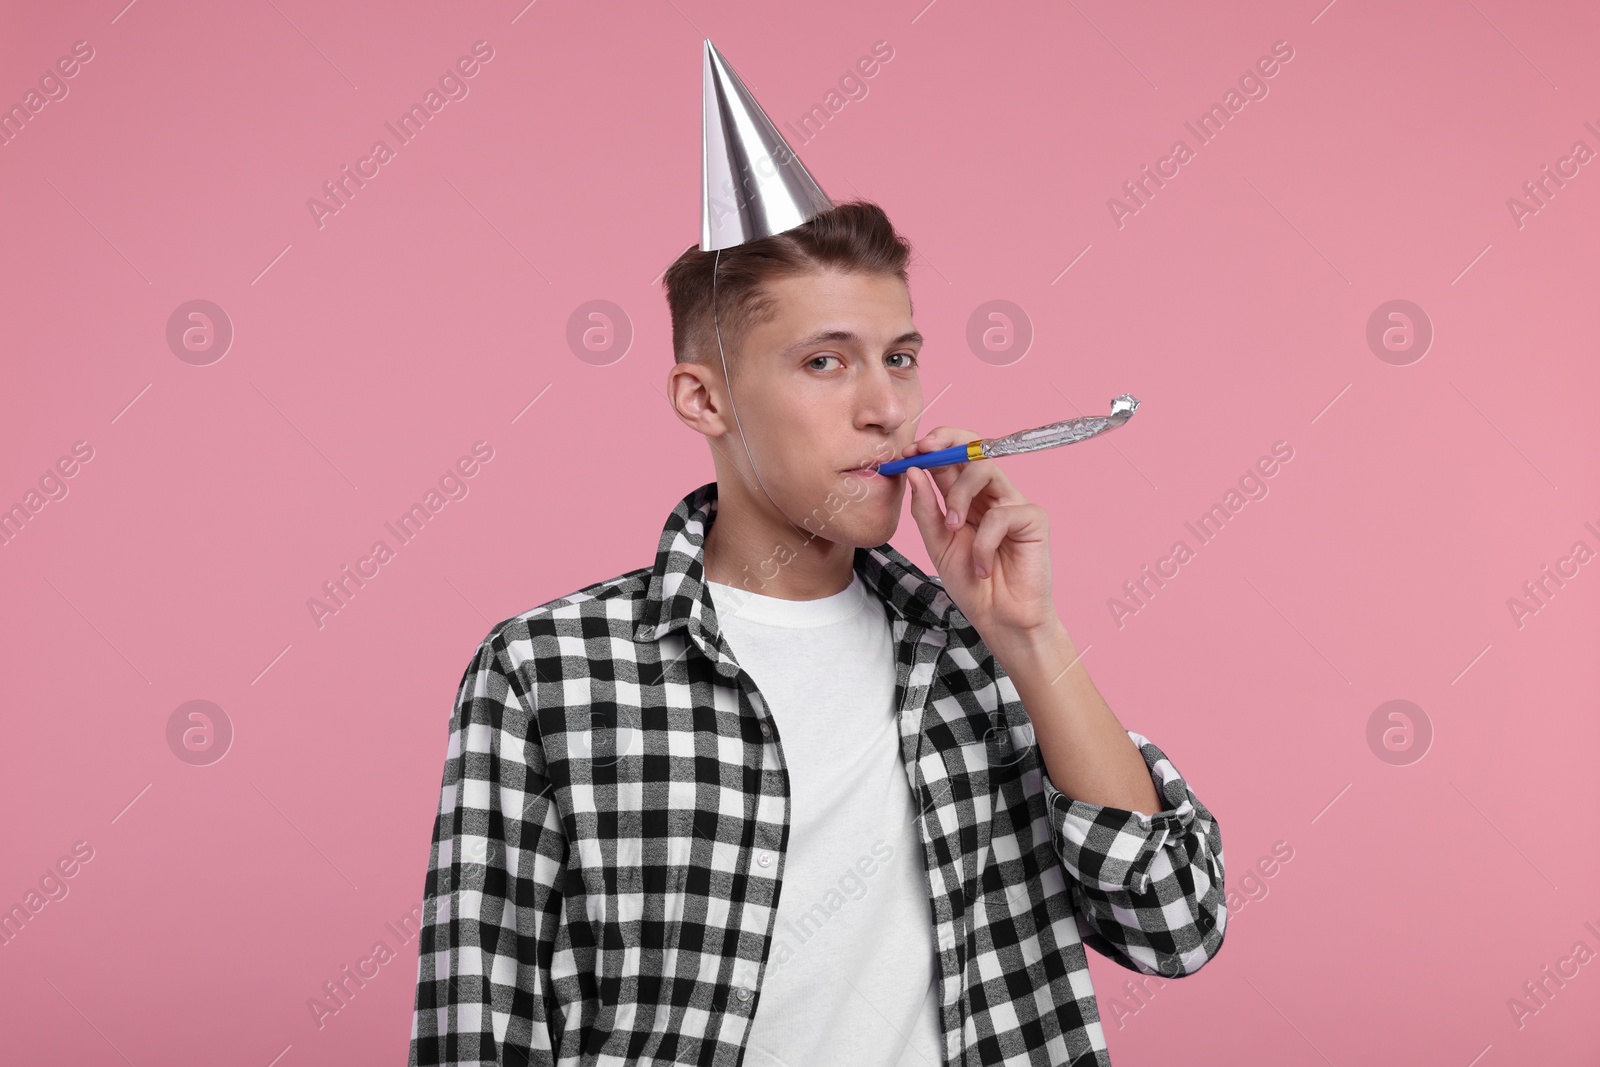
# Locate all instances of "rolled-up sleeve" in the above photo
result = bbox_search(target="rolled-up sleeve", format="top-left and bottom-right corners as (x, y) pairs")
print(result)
(410, 628), (567, 1066)
(1042, 729), (1227, 978)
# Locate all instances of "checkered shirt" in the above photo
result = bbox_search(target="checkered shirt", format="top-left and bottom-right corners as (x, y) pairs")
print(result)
(409, 479), (1226, 1066)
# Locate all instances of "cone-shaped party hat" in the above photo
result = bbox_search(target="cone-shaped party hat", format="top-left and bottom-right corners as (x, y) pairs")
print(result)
(701, 39), (833, 251)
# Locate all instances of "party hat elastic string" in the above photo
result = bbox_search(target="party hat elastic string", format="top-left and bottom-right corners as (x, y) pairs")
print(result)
(711, 246), (786, 521)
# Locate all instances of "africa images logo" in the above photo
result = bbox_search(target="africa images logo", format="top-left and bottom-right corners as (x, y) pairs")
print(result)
(306, 41), (496, 229)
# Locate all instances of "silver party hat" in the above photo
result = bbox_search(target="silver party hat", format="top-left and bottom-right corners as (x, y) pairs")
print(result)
(701, 39), (833, 251)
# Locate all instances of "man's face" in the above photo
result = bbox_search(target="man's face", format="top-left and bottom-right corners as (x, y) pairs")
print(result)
(720, 268), (923, 547)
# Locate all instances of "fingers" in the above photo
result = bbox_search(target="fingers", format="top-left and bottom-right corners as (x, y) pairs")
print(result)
(905, 426), (978, 460)
(905, 427), (979, 498)
(939, 459), (1027, 527)
(906, 466), (953, 560)
(971, 503), (1047, 576)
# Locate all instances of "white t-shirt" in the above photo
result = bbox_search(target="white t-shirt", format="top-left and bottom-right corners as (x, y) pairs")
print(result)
(706, 572), (944, 1067)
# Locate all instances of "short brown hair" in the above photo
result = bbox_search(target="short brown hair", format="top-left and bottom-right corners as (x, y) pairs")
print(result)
(662, 199), (913, 369)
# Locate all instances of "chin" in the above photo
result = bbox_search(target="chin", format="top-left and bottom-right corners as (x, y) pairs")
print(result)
(785, 477), (894, 543)
(828, 497), (904, 547)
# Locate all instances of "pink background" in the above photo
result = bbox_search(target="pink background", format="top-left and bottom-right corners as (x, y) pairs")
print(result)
(3, 0), (1597, 1063)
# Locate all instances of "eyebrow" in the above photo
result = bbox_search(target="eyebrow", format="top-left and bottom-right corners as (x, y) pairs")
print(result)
(781, 328), (923, 355)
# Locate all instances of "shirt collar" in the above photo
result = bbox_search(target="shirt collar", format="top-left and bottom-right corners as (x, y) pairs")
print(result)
(633, 480), (957, 645)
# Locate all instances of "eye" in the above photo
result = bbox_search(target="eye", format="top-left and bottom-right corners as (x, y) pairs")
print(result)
(807, 354), (841, 370)
(888, 351), (920, 368)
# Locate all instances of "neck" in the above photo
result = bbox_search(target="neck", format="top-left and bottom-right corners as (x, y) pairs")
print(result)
(702, 479), (857, 600)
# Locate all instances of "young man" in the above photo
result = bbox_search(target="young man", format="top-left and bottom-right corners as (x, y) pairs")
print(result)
(409, 42), (1225, 1067)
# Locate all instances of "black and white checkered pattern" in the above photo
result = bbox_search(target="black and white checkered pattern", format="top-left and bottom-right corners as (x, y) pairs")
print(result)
(409, 480), (1226, 1066)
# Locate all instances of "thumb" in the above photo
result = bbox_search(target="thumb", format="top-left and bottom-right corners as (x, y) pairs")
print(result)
(906, 467), (951, 559)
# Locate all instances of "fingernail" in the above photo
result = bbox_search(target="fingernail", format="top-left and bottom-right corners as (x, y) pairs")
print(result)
(976, 564), (989, 578)
(946, 510), (960, 527)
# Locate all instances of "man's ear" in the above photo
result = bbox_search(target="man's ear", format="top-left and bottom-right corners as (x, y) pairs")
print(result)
(666, 360), (731, 439)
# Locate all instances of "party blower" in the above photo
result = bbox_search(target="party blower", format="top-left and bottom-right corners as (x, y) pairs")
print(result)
(874, 394), (1141, 476)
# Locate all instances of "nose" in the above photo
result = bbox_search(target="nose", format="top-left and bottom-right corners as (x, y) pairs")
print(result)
(856, 361), (914, 435)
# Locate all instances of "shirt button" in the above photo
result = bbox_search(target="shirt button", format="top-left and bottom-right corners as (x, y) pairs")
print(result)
(760, 722), (772, 737)
(736, 987), (751, 1002)
(757, 851), (772, 867)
